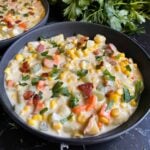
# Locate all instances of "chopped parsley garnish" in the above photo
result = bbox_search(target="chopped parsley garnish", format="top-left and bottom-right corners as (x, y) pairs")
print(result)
(134, 80), (144, 99)
(77, 69), (88, 79)
(40, 107), (48, 115)
(106, 100), (114, 110)
(31, 76), (43, 85)
(123, 87), (134, 103)
(22, 75), (30, 81)
(126, 65), (132, 72)
(60, 114), (73, 124)
(50, 66), (60, 78)
(41, 51), (48, 56)
(69, 95), (79, 108)
(103, 69), (115, 81)
(52, 81), (70, 97)
(95, 56), (103, 61)
(19, 82), (28, 86)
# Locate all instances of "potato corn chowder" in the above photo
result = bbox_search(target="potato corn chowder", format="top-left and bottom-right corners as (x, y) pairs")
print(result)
(4, 34), (144, 138)
(0, 0), (45, 40)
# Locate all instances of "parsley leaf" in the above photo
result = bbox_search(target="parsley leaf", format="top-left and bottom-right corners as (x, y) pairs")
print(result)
(95, 56), (103, 61)
(19, 82), (28, 86)
(134, 80), (144, 99)
(52, 81), (70, 97)
(40, 107), (48, 115)
(69, 95), (79, 108)
(77, 69), (88, 79)
(50, 66), (60, 78)
(123, 87), (134, 103)
(126, 65), (131, 72)
(31, 76), (43, 85)
(22, 75), (30, 81)
(41, 51), (48, 56)
(106, 100), (114, 110)
(103, 69), (115, 81)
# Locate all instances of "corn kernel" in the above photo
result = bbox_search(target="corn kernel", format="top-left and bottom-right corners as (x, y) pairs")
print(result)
(130, 99), (137, 107)
(60, 72), (66, 80)
(48, 77), (53, 81)
(67, 78), (72, 83)
(77, 113), (87, 124)
(120, 102), (127, 108)
(50, 100), (57, 109)
(99, 116), (109, 125)
(16, 54), (24, 61)
(23, 105), (30, 112)
(75, 50), (83, 58)
(108, 92), (121, 103)
(32, 114), (42, 121)
(110, 108), (119, 118)
(32, 53), (37, 58)
(124, 70), (130, 76)
(114, 65), (120, 72)
(42, 114), (48, 121)
(4, 67), (11, 74)
(27, 118), (36, 126)
(120, 53), (125, 58)
(94, 35), (101, 43)
(52, 122), (62, 131)
(83, 50), (89, 56)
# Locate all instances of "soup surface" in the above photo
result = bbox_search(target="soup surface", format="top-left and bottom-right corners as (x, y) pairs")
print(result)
(4, 34), (144, 138)
(0, 0), (45, 40)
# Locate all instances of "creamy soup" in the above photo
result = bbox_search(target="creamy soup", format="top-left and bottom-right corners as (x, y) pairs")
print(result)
(4, 34), (144, 138)
(0, 0), (45, 40)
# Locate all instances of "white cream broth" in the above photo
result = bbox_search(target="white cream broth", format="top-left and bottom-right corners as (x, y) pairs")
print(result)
(4, 34), (144, 138)
(0, 0), (45, 40)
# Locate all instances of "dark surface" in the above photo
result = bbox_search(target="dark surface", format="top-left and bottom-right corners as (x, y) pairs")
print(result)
(0, 11), (150, 150)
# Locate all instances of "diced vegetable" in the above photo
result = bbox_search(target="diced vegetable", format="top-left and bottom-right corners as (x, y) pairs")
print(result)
(69, 95), (79, 108)
(40, 107), (48, 114)
(77, 69), (88, 79)
(22, 75), (30, 81)
(103, 69), (115, 81)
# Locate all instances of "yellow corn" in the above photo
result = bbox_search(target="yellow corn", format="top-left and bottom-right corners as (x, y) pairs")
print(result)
(50, 100), (57, 109)
(15, 54), (24, 61)
(120, 102), (127, 108)
(110, 108), (119, 118)
(23, 105), (30, 112)
(75, 50), (83, 58)
(77, 113), (87, 124)
(42, 114), (48, 121)
(99, 116), (109, 125)
(114, 65), (120, 72)
(4, 67), (11, 74)
(52, 122), (62, 131)
(83, 50), (89, 56)
(108, 92), (121, 103)
(48, 77), (53, 81)
(120, 53), (125, 58)
(94, 34), (101, 43)
(130, 99), (137, 107)
(32, 114), (42, 121)
(27, 118), (36, 126)
(67, 78), (72, 83)
(124, 70), (130, 76)
(32, 53), (37, 59)
(60, 72), (66, 80)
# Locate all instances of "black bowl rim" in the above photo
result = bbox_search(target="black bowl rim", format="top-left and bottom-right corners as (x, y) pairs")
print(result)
(0, 0), (49, 43)
(0, 21), (150, 145)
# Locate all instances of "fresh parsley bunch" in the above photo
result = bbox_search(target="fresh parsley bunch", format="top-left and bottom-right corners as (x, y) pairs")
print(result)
(49, 0), (150, 34)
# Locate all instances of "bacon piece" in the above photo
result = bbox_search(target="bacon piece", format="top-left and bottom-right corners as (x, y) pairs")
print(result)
(78, 82), (93, 98)
(33, 94), (41, 106)
(41, 73), (49, 78)
(20, 61), (30, 73)
(93, 49), (100, 55)
(36, 44), (45, 52)
(15, 20), (21, 24)
(43, 58), (54, 68)
(23, 91), (34, 100)
(6, 80), (15, 88)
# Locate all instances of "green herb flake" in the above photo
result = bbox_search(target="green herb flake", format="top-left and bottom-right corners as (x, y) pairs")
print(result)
(41, 51), (48, 56)
(106, 100), (114, 110)
(50, 66), (60, 78)
(52, 81), (70, 97)
(69, 95), (79, 108)
(103, 69), (115, 81)
(38, 91), (43, 99)
(31, 76), (43, 85)
(123, 87), (134, 103)
(19, 82), (28, 86)
(22, 75), (30, 81)
(126, 65), (131, 72)
(134, 80), (144, 99)
(40, 107), (48, 115)
(77, 69), (88, 79)
(60, 113), (73, 124)
(96, 56), (103, 61)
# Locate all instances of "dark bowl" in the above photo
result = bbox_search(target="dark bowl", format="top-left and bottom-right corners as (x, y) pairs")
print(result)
(0, 0), (49, 52)
(0, 22), (150, 145)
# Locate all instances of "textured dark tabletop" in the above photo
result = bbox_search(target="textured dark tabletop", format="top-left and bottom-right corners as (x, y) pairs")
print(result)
(0, 11), (150, 150)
